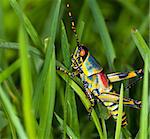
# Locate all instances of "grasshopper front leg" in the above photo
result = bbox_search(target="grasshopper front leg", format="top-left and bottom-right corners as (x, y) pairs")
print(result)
(57, 66), (96, 118)
(83, 81), (96, 117)
(107, 69), (143, 83)
(56, 66), (79, 77)
(57, 66), (95, 105)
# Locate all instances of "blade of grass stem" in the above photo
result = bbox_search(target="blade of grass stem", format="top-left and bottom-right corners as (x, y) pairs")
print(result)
(139, 55), (149, 139)
(33, 0), (61, 116)
(61, 21), (71, 67)
(9, 0), (43, 51)
(101, 119), (107, 139)
(19, 25), (36, 139)
(131, 28), (150, 71)
(0, 100), (17, 139)
(0, 41), (42, 57)
(88, 0), (116, 70)
(38, 41), (56, 139)
(121, 127), (132, 139)
(42, 0), (61, 43)
(0, 59), (20, 83)
(55, 113), (78, 139)
(124, 14), (149, 62)
(0, 86), (27, 139)
(78, 21), (85, 42)
(115, 84), (124, 139)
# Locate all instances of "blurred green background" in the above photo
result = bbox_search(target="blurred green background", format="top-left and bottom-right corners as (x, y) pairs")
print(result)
(0, 0), (149, 139)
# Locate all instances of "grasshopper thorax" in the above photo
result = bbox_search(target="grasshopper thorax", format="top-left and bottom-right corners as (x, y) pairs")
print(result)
(71, 45), (88, 69)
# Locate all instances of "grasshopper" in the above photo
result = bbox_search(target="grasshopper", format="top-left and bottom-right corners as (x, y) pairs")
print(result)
(57, 4), (143, 127)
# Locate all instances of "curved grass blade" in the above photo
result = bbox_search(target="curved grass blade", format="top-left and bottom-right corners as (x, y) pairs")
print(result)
(0, 58), (21, 105)
(131, 28), (150, 71)
(9, 0), (43, 51)
(115, 84), (124, 139)
(0, 59), (20, 83)
(88, 0), (116, 70)
(19, 25), (36, 139)
(57, 63), (103, 139)
(0, 86), (27, 139)
(0, 102), (17, 139)
(0, 41), (42, 57)
(55, 113), (78, 139)
(139, 55), (149, 139)
(121, 127), (132, 139)
(123, 14), (149, 62)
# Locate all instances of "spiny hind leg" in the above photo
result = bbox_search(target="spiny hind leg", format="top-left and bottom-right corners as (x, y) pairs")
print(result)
(98, 92), (142, 109)
(123, 97), (142, 109)
(107, 69), (143, 83)
(103, 102), (127, 127)
(113, 111), (127, 127)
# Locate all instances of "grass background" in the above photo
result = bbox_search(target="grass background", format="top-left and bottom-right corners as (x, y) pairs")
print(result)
(0, 0), (149, 138)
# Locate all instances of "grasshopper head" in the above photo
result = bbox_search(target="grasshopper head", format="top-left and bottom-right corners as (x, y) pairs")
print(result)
(71, 45), (89, 69)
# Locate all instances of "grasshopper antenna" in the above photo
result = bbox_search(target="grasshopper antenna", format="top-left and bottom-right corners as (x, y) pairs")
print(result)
(66, 3), (80, 46)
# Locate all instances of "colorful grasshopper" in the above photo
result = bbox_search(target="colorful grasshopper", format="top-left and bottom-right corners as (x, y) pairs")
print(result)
(57, 4), (143, 127)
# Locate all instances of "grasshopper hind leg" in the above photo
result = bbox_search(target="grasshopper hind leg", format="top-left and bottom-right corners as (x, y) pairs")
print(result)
(103, 102), (128, 127)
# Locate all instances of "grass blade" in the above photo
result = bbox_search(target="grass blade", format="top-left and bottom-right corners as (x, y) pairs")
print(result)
(32, 0), (61, 116)
(0, 86), (27, 139)
(88, 0), (116, 70)
(19, 25), (36, 138)
(139, 55), (149, 139)
(38, 44), (56, 139)
(61, 21), (71, 67)
(0, 40), (42, 57)
(101, 119), (107, 139)
(115, 84), (124, 139)
(0, 59), (20, 83)
(55, 113), (78, 139)
(9, 0), (43, 51)
(131, 28), (150, 71)
(32, 39), (51, 117)
(42, 0), (61, 42)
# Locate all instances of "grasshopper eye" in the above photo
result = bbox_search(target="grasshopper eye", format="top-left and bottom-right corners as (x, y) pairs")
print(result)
(80, 49), (86, 56)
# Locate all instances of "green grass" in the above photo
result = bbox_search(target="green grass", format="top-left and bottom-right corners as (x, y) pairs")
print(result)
(115, 84), (124, 139)
(0, 0), (149, 139)
(19, 24), (36, 139)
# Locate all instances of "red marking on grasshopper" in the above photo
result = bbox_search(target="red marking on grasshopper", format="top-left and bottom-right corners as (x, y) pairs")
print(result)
(98, 71), (109, 88)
